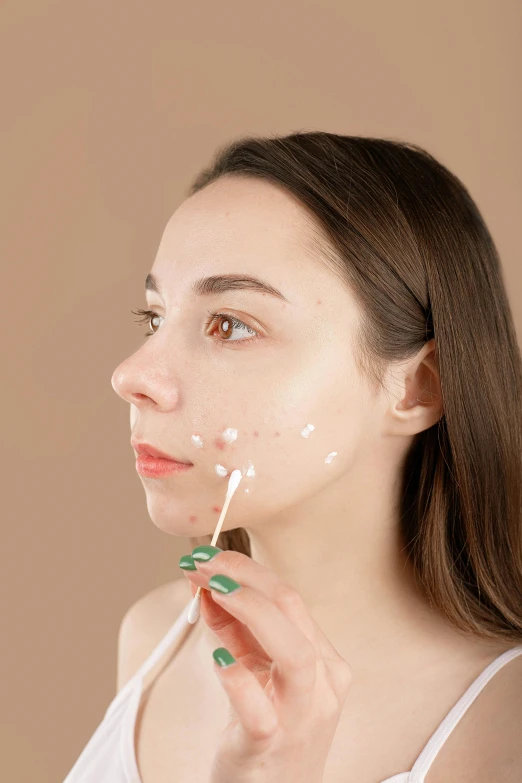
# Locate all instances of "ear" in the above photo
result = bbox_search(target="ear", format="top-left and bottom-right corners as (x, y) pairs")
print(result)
(388, 338), (444, 435)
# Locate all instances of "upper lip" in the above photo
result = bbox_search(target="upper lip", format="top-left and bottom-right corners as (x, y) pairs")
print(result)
(131, 439), (193, 464)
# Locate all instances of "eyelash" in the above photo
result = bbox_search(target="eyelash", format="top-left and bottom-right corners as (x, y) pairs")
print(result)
(130, 307), (259, 346)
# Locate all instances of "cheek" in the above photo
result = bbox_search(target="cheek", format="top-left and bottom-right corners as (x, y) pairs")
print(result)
(144, 400), (362, 535)
(202, 422), (349, 530)
(188, 369), (362, 499)
(202, 413), (345, 500)
(237, 385), (364, 497)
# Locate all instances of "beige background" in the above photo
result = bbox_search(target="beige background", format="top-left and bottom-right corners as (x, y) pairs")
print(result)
(1, 1), (520, 780)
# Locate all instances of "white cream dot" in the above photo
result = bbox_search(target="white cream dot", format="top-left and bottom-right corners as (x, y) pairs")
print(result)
(300, 423), (315, 438)
(325, 451), (338, 464)
(191, 435), (204, 449)
(215, 464), (228, 477)
(222, 427), (238, 443)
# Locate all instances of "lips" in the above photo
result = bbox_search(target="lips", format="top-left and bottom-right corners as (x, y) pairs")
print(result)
(131, 439), (193, 465)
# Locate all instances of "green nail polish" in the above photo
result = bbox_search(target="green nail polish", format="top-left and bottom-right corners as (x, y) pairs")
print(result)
(208, 574), (241, 594)
(213, 647), (236, 667)
(191, 545), (223, 562)
(178, 554), (197, 570)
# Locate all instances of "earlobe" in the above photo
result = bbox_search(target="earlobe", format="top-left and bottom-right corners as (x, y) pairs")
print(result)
(391, 392), (443, 438)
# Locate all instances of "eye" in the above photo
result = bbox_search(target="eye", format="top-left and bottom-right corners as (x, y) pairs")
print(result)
(131, 308), (163, 337)
(205, 310), (259, 344)
(130, 307), (259, 345)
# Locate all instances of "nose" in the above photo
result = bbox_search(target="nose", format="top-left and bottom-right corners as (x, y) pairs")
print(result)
(110, 353), (181, 412)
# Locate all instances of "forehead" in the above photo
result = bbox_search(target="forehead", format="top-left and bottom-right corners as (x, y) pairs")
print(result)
(147, 175), (359, 323)
(151, 176), (318, 284)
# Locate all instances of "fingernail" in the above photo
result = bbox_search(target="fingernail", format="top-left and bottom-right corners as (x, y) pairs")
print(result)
(191, 545), (223, 563)
(213, 647), (236, 667)
(208, 574), (241, 594)
(179, 554), (197, 570)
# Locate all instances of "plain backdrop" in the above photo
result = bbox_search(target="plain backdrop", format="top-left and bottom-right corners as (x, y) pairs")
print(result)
(0, 1), (520, 780)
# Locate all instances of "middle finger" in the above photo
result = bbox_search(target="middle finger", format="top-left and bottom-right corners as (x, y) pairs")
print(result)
(208, 574), (317, 709)
(190, 547), (325, 660)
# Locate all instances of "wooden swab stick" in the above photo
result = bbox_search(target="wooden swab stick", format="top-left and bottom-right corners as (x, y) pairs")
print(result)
(187, 469), (243, 624)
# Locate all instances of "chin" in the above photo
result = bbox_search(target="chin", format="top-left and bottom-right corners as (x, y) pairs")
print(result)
(145, 513), (205, 538)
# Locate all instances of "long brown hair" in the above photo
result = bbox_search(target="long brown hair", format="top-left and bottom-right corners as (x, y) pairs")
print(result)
(185, 131), (522, 643)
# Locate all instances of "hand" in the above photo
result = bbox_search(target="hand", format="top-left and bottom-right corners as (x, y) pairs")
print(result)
(180, 546), (352, 783)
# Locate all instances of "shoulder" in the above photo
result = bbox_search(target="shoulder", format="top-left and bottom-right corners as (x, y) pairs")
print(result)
(116, 576), (193, 693)
(432, 646), (522, 782)
(484, 649), (522, 782)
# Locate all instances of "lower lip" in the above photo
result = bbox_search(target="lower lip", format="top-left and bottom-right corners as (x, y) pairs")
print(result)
(136, 455), (194, 477)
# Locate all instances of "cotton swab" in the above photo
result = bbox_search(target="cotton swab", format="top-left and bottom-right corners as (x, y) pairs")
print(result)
(187, 468), (243, 624)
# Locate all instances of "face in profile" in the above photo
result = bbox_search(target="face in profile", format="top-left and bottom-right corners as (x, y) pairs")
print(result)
(111, 175), (378, 537)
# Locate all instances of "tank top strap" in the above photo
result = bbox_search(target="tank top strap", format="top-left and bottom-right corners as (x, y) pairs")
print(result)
(135, 598), (194, 682)
(409, 644), (522, 782)
(105, 598), (194, 720)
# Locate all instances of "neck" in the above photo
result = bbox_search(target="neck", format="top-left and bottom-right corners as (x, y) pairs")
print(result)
(199, 457), (474, 677)
(246, 470), (435, 662)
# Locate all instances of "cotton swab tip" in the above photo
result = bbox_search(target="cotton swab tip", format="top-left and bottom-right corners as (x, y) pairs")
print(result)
(227, 468), (242, 495)
(187, 593), (201, 624)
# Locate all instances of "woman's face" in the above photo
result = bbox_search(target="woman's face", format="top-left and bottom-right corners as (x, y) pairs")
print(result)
(111, 175), (379, 536)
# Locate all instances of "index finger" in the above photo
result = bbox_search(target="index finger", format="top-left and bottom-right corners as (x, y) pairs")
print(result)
(192, 546), (340, 662)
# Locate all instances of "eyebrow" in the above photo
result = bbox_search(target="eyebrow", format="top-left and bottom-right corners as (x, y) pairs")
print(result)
(145, 272), (289, 303)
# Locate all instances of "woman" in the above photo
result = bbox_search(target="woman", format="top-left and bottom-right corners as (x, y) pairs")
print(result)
(64, 132), (522, 783)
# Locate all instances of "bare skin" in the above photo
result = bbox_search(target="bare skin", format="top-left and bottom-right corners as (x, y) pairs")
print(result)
(119, 578), (520, 783)
(112, 175), (522, 782)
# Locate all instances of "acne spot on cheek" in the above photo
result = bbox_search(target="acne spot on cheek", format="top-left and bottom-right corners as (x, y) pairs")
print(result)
(189, 515), (197, 523)
(212, 505), (222, 514)
(213, 437), (226, 450)
(317, 299), (321, 304)
(253, 431), (259, 437)
(275, 431), (280, 437)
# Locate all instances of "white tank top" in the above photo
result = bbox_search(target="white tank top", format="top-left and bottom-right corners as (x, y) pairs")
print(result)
(62, 598), (522, 783)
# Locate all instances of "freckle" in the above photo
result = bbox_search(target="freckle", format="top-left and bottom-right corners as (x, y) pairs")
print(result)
(189, 515), (197, 523)
(253, 431), (259, 437)
(213, 437), (226, 450)
(275, 431), (280, 437)
(212, 505), (222, 513)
